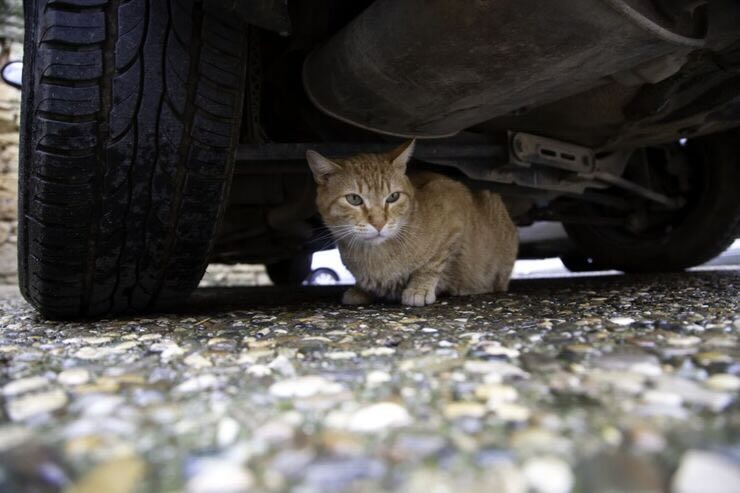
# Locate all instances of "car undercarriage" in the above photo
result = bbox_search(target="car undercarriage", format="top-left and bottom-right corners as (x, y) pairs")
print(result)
(214, 0), (740, 271)
(17, 0), (740, 316)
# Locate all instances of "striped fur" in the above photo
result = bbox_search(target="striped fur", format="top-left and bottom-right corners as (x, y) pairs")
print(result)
(307, 141), (518, 306)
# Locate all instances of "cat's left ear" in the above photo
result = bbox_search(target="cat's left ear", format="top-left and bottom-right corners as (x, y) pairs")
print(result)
(306, 150), (341, 184)
(388, 139), (416, 172)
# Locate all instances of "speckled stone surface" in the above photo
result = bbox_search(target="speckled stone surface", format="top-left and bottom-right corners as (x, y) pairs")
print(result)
(0, 270), (738, 492)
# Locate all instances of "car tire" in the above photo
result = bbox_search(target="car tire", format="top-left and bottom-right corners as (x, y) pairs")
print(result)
(559, 254), (602, 273)
(564, 132), (740, 273)
(307, 267), (340, 285)
(19, 0), (248, 318)
(266, 255), (312, 286)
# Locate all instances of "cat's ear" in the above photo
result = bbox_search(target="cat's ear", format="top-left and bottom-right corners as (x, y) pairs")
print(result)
(388, 139), (416, 172)
(306, 150), (341, 184)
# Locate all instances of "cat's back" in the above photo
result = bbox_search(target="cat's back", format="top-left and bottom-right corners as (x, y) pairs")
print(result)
(409, 171), (474, 213)
(410, 171), (511, 223)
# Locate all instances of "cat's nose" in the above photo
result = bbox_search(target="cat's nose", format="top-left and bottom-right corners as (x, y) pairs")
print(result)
(369, 219), (386, 232)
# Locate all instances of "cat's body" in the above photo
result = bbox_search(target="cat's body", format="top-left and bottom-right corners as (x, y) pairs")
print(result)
(307, 141), (518, 306)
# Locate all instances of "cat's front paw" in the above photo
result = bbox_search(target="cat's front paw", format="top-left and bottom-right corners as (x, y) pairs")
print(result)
(402, 287), (436, 307)
(342, 287), (374, 305)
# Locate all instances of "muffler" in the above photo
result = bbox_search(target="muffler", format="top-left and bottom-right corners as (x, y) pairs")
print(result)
(303, 0), (705, 138)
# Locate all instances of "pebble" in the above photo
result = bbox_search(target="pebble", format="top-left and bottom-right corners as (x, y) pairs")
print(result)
(2, 376), (48, 396)
(523, 456), (574, 493)
(79, 395), (126, 417)
(366, 370), (392, 386)
(269, 449), (315, 478)
(464, 360), (529, 379)
(0, 425), (32, 452)
(301, 457), (386, 490)
(511, 428), (571, 456)
(78, 336), (112, 345)
(586, 369), (646, 395)
(174, 375), (219, 393)
(667, 335), (702, 347)
(642, 390), (683, 407)
(392, 434), (447, 461)
(609, 317), (635, 326)
(652, 375), (734, 412)
(138, 334), (162, 342)
(216, 417), (241, 447)
(267, 355), (296, 376)
(6, 389), (68, 421)
(186, 459), (254, 493)
(347, 402), (412, 432)
(111, 341), (138, 353)
(475, 383), (518, 403)
(68, 456), (145, 493)
(694, 351), (732, 366)
(490, 403), (531, 422)
(325, 351), (357, 360)
(444, 401), (487, 419)
(628, 426), (666, 453)
(593, 352), (662, 376)
(478, 342), (520, 359)
(150, 340), (185, 360)
(269, 376), (344, 398)
(246, 364), (271, 377)
(563, 343), (598, 357)
(576, 452), (664, 493)
(705, 374), (740, 391)
(361, 347), (396, 356)
(74, 347), (109, 360)
(207, 338), (236, 352)
(58, 369), (92, 386)
(672, 450), (740, 493)
(253, 419), (294, 447)
(184, 353), (213, 369)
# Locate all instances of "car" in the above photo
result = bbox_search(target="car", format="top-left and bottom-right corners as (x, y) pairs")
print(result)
(15, 0), (740, 317)
(305, 249), (356, 286)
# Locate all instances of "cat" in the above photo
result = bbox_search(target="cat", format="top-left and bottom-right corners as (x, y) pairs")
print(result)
(306, 140), (518, 306)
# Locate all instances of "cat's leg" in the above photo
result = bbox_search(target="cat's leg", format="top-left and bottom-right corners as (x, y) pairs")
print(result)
(493, 265), (514, 292)
(402, 270), (441, 306)
(342, 286), (375, 305)
(402, 231), (460, 306)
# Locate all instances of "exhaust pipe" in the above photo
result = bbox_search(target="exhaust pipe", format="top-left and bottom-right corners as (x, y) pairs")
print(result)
(303, 0), (705, 138)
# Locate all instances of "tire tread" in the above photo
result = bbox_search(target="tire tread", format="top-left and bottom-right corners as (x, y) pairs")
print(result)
(20, 0), (247, 317)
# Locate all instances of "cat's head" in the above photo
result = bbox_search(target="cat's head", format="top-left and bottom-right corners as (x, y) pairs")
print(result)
(307, 140), (416, 245)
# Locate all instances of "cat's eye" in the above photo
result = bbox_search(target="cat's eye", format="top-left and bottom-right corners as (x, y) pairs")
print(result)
(386, 192), (401, 203)
(345, 193), (363, 206)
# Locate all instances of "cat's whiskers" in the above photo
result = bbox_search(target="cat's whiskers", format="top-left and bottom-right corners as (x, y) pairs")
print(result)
(311, 225), (357, 252)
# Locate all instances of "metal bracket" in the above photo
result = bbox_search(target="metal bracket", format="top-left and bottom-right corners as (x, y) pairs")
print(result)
(511, 132), (595, 173)
(508, 132), (684, 209)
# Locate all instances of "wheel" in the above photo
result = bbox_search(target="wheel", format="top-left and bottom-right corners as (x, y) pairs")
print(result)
(19, 0), (248, 318)
(564, 132), (740, 272)
(307, 268), (340, 286)
(266, 255), (312, 285)
(559, 254), (602, 273)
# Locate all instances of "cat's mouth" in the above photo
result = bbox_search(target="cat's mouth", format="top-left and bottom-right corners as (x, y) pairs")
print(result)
(358, 230), (391, 244)
(366, 235), (388, 244)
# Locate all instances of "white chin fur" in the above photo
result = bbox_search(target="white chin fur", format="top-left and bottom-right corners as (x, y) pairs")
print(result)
(350, 225), (398, 244)
(366, 236), (388, 245)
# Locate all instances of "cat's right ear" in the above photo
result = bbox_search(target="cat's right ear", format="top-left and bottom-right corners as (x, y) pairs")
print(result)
(388, 139), (416, 172)
(306, 150), (341, 184)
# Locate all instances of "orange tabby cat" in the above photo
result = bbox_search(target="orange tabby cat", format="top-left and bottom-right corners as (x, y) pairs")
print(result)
(306, 140), (518, 306)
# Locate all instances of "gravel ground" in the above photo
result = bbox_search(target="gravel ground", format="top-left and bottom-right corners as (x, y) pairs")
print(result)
(0, 270), (739, 493)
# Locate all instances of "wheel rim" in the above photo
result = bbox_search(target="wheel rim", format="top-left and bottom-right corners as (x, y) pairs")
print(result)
(310, 270), (339, 285)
